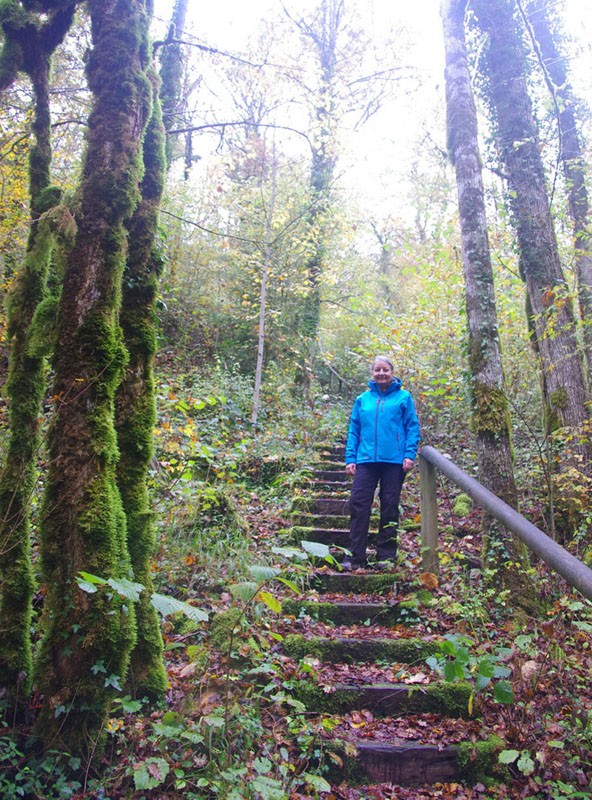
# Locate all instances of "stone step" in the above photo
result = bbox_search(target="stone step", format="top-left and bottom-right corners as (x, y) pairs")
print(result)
(317, 444), (346, 457)
(332, 736), (504, 786)
(310, 571), (398, 594)
(291, 512), (350, 528)
(291, 525), (387, 548)
(291, 525), (350, 547)
(283, 633), (438, 663)
(297, 681), (472, 717)
(313, 459), (347, 471)
(311, 469), (349, 482)
(282, 599), (416, 627)
(291, 497), (350, 515)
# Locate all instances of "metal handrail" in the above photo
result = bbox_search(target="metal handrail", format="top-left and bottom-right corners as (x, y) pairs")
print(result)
(419, 444), (592, 602)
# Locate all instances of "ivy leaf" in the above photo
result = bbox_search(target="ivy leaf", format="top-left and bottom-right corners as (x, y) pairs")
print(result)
(517, 751), (535, 775)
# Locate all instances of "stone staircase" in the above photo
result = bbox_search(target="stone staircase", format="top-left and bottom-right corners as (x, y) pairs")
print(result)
(282, 443), (505, 790)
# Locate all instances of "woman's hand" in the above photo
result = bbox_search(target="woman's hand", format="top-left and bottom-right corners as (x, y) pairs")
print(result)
(403, 458), (415, 472)
(345, 463), (356, 476)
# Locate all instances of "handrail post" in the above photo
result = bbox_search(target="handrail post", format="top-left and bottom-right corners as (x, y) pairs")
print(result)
(419, 455), (439, 575)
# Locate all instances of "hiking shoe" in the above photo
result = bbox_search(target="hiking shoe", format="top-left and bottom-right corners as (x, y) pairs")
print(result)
(341, 557), (367, 572)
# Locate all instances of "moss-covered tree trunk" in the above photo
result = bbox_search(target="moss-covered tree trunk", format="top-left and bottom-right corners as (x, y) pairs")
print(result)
(472, 0), (589, 449)
(34, 0), (152, 754)
(115, 0), (188, 698)
(525, 0), (592, 390)
(441, 0), (535, 607)
(0, 1), (75, 705)
(115, 74), (167, 699)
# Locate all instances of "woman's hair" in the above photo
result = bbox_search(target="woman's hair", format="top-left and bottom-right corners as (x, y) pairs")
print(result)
(371, 355), (394, 371)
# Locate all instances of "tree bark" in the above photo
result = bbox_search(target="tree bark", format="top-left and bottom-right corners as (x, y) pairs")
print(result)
(441, 0), (534, 605)
(472, 0), (589, 446)
(0, 1), (75, 705)
(34, 0), (152, 754)
(524, 0), (592, 390)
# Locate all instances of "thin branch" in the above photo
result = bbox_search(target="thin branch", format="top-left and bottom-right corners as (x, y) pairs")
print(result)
(167, 120), (313, 149)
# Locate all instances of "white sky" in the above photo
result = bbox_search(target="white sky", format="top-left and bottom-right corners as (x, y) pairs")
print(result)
(152, 0), (592, 217)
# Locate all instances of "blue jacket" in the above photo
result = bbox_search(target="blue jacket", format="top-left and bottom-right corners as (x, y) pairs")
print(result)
(345, 378), (421, 465)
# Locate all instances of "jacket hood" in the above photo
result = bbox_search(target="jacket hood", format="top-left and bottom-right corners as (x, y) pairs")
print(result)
(368, 377), (402, 394)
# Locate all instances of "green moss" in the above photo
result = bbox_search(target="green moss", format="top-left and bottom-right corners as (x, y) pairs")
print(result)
(295, 680), (473, 717)
(115, 72), (168, 700)
(310, 573), (399, 594)
(290, 512), (350, 528)
(0, 0), (28, 27)
(26, 294), (58, 356)
(283, 634), (440, 664)
(457, 735), (508, 784)
(0, 192), (56, 701)
(282, 599), (407, 627)
(545, 386), (569, 434)
(291, 496), (316, 512)
(209, 608), (244, 651)
(453, 493), (472, 517)
(32, 0), (154, 755)
(471, 383), (511, 437)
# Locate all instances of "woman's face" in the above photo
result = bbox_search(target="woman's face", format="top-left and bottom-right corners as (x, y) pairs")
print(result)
(372, 359), (394, 388)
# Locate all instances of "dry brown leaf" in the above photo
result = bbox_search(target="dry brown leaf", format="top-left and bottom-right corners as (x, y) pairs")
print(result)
(419, 572), (439, 590)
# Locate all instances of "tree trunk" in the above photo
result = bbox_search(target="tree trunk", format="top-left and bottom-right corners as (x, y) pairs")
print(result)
(115, 0), (189, 700)
(116, 70), (167, 699)
(441, 0), (535, 606)
(0, 3), (75, 705)
(524, 0), (592, 390)
(252, 143), (278, 425)
(34, 0), (152, 755)
(472, 0), (589, 445)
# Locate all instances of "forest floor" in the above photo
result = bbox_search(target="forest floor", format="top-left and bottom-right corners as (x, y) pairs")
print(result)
(4, 470), (592, 799)
(98, 474), (592, 800)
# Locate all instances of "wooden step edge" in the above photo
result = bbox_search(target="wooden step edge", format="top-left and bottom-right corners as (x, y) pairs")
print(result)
(296, 681), (474, 718)
(283, 633), (439, 663)
(283, 599), (411, 626)
(327, 734), (506, 787)
(309, 572), (399, 595)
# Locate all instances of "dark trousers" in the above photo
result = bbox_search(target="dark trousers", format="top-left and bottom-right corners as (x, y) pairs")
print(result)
(349, 462), (405, 563)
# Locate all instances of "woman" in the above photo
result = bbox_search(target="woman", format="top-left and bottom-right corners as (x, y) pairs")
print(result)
(342, 356), (420, 571)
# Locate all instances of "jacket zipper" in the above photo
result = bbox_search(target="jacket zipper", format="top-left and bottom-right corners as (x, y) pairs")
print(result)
(374, 396), (382, 460)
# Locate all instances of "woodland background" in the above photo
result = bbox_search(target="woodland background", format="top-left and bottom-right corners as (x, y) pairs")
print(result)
(0, 0), (591, 797)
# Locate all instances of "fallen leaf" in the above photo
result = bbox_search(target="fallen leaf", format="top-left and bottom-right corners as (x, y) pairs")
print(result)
(419, 572), (439, 590)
